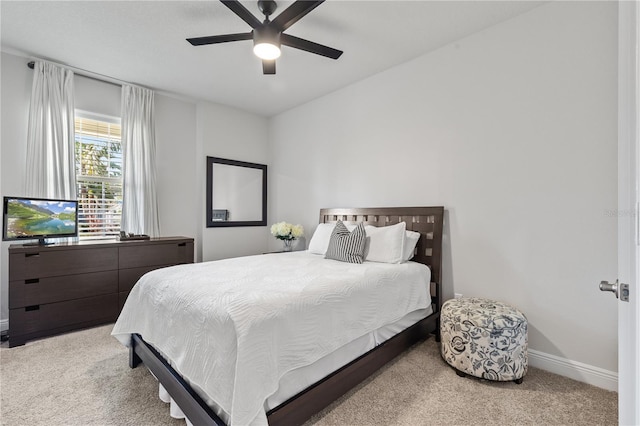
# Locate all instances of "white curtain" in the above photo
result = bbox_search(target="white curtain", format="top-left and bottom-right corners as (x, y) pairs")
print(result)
(120, 85), (160, 237)
(25, 61), (76, 199)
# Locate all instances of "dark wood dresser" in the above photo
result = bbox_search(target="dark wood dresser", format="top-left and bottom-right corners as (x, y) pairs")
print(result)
(8, 236), (194, 347)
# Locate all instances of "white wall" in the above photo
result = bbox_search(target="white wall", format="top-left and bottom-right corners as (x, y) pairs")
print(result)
(269, 1), (619, 372)
(0, 52), (32, 330)
(197, 102), (269, 261)
(155, 94), (198, 259)
(75, 74), (120, 117)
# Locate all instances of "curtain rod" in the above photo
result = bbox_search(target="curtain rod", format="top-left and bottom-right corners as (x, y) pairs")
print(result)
(28, 60), (131, 89)
(26, 59), (197, 103)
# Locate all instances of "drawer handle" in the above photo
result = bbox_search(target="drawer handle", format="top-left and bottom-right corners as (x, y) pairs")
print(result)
(178, 243), (186, 247)
(25, 305), (40, 312)
(25, 278), (39, 284)
(25, 253), (40, 258)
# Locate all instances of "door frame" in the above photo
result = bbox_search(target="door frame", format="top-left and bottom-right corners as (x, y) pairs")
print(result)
(617, 1), (639, 424)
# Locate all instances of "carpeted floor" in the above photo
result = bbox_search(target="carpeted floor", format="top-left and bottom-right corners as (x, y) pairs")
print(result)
(0, 325), (617, 426)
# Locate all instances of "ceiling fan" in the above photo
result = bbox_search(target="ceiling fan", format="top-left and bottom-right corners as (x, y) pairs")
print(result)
(187, 0), (343, 75)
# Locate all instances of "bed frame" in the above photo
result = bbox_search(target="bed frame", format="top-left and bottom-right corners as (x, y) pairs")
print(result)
(128, 206), (444, 425)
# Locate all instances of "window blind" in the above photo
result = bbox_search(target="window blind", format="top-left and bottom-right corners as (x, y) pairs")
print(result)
(75, 116), (123, 238)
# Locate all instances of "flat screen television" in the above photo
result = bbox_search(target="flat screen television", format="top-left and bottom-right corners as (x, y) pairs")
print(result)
(2, 196), (78, 245)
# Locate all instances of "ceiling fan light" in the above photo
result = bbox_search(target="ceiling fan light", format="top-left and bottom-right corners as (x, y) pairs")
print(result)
(253, 25), (281, 60)
(253, 42), (281, 60)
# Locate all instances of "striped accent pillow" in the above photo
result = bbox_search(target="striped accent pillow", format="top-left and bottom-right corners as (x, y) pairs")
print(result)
(325, 220), (366, 264)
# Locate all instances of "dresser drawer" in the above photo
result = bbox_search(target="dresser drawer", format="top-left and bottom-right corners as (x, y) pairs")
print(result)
(9, 247), (118, 280)
(9, 270), (118, 309)
(119, 242), (191, 269)
(9, 293), (118, 336)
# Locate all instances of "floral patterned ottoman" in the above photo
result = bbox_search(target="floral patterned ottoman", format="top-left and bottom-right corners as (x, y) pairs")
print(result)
(440, 297), (528, 383)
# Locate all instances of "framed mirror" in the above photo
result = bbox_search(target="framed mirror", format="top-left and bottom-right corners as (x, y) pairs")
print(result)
(206, 156), (267, 227)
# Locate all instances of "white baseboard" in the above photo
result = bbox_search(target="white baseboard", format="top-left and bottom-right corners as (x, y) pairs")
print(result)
(529, 349), (618, 391)
(0, 319), (7, 333)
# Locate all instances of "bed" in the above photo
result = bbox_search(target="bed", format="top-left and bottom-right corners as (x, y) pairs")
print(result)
(112, 206), (444, 425)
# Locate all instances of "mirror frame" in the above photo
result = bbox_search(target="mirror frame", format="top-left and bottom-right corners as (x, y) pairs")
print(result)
(206, 156), (267, 228)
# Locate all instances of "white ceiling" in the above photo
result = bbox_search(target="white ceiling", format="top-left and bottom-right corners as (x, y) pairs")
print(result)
(1, 1), (543, 117)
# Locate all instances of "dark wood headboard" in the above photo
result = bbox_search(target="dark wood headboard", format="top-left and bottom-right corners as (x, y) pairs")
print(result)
(319, 206), (445, 309)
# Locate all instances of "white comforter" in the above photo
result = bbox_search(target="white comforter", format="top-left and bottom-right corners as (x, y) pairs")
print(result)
(111, 251), (431, 425)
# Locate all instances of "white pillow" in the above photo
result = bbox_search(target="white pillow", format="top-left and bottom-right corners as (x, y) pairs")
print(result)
(309, 222), (360, 255)
(308, 223), (336, 254)
(402, 230), (421, 262)
(363, 222), (406, 264)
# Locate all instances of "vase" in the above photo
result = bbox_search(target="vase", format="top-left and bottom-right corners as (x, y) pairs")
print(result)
(283, 239), (293, 252)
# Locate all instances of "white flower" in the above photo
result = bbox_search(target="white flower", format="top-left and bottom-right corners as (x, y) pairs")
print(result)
(291, 224), (304, 239)
(270, 221), (304, 240)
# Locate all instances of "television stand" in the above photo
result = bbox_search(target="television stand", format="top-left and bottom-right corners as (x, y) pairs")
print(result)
(23, 237), (54, 246)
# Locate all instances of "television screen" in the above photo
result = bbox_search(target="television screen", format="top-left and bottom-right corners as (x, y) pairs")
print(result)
(2, 196), (78, 243)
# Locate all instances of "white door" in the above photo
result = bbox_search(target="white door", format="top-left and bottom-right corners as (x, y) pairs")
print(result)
(615, 2), (639, 424)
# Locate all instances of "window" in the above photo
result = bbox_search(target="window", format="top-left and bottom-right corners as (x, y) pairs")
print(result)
(74, 113), (123, 238)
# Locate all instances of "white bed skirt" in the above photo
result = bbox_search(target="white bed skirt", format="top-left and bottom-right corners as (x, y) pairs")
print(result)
(158, 383), (193, 425)
(151, 306), (432, 425)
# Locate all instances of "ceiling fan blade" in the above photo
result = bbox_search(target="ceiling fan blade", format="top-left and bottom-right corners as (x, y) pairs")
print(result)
(262, 59), (276, 75)
(220, 0), (262, 29)
(270, 0), (324, 32)
(187, 32), (253, 46)
(281, 34), (343, 60)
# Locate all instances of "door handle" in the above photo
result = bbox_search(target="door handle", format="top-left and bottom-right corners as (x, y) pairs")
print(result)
(599, 280), (618, 298)
(600, 279), (630, 302)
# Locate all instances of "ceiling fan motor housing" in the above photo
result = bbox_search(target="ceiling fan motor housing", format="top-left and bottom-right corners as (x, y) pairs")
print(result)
(253, 25), (281, 47)
(258, 0), (277, 17)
